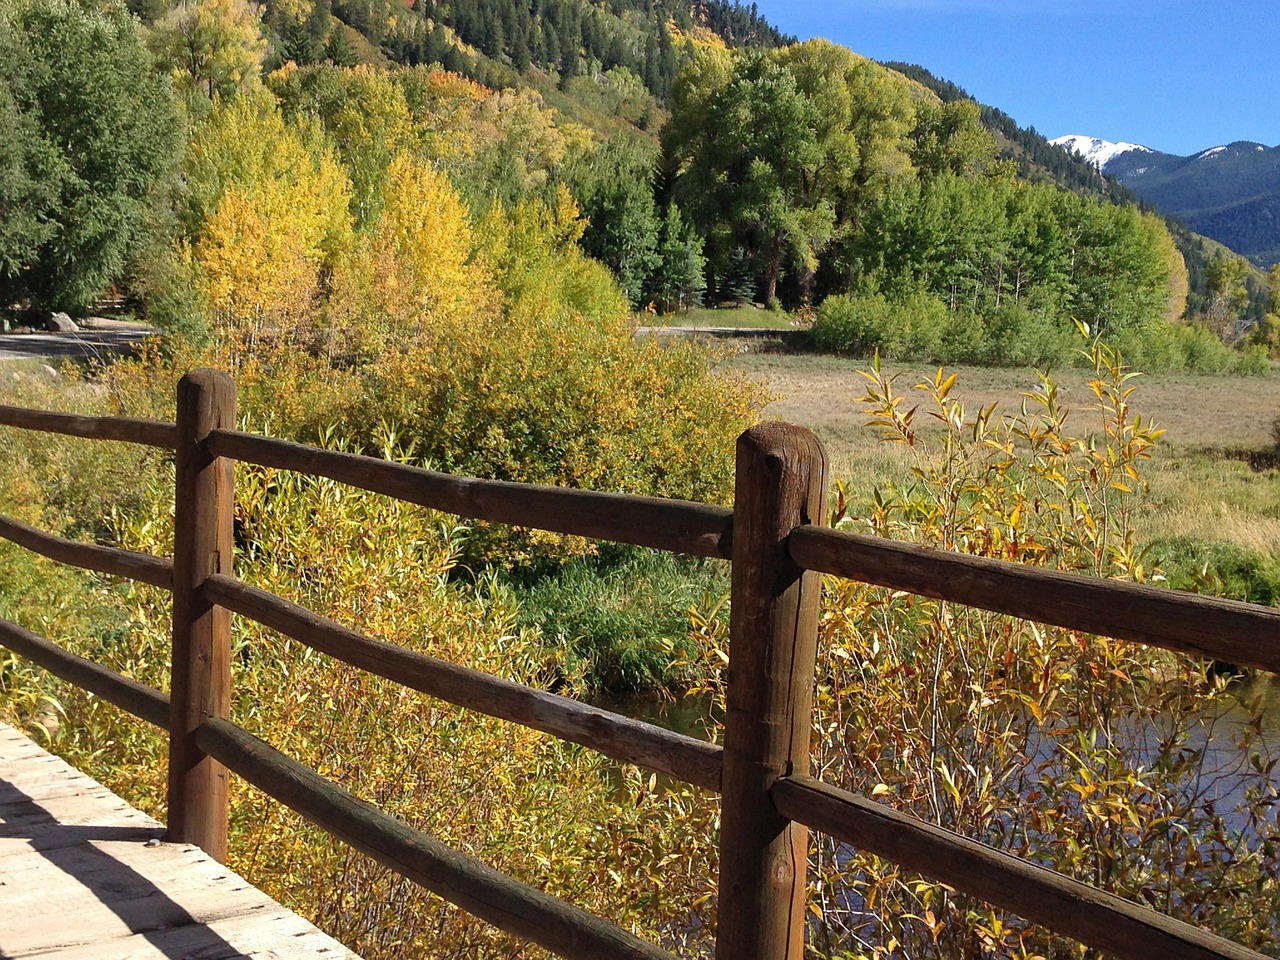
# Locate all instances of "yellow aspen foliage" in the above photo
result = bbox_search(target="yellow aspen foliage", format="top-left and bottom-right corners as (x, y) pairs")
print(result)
(329, 152), (495, 357)
(149, 0), (267, 103)
(1154, 211), (1190, 322)
(302, 66), (417, 227)
(394, 67), (492, 167)
(328, 68), (415, 217)
(185, 95), (351, 258)
(475, 88), (590, 194)
(189, 97), (353, 346)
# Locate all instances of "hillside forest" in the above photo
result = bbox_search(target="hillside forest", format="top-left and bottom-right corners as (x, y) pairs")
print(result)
(2, 0), (1278, 371)
(3, 1), (1280, 959)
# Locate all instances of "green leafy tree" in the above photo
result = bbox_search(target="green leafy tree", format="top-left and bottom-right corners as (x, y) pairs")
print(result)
(668, 50), (825, 304)
(568, 135), (660, 308)
(0, 0), (180, 313)
(1204, 253), (1251, 342)
(668, 42), (928, 306)
(149, 0), (268, 104)
(0, 43), (61, 289)
(908, 98), (997, 178)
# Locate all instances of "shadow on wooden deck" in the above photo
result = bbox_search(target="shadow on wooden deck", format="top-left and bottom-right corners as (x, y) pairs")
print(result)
(0, 723), (359, 959)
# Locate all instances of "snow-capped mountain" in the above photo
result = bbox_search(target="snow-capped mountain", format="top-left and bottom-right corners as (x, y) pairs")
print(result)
(1049, 135), (1152, 172)
(1051, 135), (1280, 266)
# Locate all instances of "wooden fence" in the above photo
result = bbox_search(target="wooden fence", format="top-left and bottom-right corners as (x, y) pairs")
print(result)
(0, 367), (1275, 960)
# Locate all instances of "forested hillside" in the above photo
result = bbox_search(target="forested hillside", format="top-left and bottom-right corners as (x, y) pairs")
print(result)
(1101, 141), (1280, 269)
(2, 0), (1274, 370)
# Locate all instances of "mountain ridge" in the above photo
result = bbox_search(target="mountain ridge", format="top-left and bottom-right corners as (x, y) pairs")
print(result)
(1052, 134), (1280, 268)
(1050, 134), (1152, 171)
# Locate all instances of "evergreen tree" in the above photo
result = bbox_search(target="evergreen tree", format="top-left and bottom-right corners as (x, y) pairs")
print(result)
(324, 26), (358, 66)
(650, 202), (706, 312)
(512, 25), (531, 72)
(721, 247), (756, 304)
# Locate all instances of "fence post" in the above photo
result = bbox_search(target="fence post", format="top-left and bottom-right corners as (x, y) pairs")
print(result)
(717, 422), (828, 960)
(167, 368), (236, 861)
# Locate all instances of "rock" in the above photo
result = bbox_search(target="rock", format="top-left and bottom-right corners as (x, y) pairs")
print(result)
(40, 364), (58, 378)
(47, 311), (79, 332)
(30, 706), (60, 740)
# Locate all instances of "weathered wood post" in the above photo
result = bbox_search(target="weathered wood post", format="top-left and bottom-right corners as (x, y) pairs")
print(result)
(168, 369), (236, 861)
(717, 422), (828, 960)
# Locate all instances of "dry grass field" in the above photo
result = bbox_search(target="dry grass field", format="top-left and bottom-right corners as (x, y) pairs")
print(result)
(727, 350), (1280, 555)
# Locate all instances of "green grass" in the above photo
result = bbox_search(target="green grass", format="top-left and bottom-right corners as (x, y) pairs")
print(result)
(645, 304), (802, 329)
(509, 548), (727, 694)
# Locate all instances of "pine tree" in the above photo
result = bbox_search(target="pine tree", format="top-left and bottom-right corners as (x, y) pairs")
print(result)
(721, 248), (756, 304)
(651, 202), (706, 312)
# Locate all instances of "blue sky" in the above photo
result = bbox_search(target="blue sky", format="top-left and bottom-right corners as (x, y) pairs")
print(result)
(749, 0), (1280, 156)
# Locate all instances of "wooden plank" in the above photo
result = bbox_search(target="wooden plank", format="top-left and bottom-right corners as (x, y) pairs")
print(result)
(0, 514), (173, 589)
(715, 423), (827, 960)
(24, 909), (357, 959)
(0, 723), (360, 959)
(169, 369), (235, 861)
(0, 405), (176, 449)
(208, 428), (735, 560)
(788, 525), (1280, 673)
(203, 572), (723, 792)
(771, 774), (1266, 960)
(0, 616), (170, 728)
(0, 779), (119, 811)
(197, 716), (676, 960)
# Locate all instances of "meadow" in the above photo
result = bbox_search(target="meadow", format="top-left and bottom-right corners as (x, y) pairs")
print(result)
(730, 348), (1280, 574)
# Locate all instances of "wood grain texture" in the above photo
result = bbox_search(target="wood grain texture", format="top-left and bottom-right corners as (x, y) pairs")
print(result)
(202, 572), (723, 792)
(168, 369), (235, 861)
(196, 717), (676, 960)
(716, 423), (828, 960)
(0, 723), (360, 959)
(0, 514), (172, 589)
(0, 405), (176, 448)
(789, 525), (1280, 672)
(0, 616), (169, 727)
(772, 774), (1266, 960)
(207, 428), (735, 559)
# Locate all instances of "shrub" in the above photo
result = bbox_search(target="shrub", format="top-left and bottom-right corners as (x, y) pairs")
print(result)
(811, 290), (948, 360)
(1114, 321), (1272, 375)
(811, 292), (895, 355)
(978, 300), (1074, 367)
(511, 549), (728, 693)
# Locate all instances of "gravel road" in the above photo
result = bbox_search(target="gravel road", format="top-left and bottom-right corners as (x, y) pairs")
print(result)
(0, 324), (157, 362)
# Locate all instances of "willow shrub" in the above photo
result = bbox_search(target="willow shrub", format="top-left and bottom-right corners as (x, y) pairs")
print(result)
(678, 340), (1280, 957)
(806, 342), (1280, 955)
(0, 398), (722, 958)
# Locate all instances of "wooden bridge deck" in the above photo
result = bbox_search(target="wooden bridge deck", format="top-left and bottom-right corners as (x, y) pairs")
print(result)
(0, 723), (360, 959)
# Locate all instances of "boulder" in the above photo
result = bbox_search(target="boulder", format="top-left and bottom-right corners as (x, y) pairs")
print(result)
(46, 311), (79, 332)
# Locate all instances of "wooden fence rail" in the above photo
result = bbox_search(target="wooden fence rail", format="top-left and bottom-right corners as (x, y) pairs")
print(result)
(201, 572), (724, 791)
(790, 525), (1280, 673)
(0, 367), (1274, 960)
(0, 404), (176, 448)
(207, 427), (735, 560)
